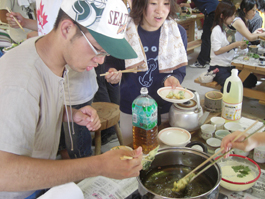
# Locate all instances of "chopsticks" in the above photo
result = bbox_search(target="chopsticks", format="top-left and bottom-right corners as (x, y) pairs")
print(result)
(189, 120), (265, 182)
(182, 120), (259, 182)
(120, 155), (152, 161)
(6, 7), (25, 32)
(100, 68), (142, 77)
(190, 123), (264, 183)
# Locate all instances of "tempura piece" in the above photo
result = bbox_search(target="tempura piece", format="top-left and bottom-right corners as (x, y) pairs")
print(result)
(166, 91), (174, 99)
(174, 90), (185, 99)
(172, 173), (195, 192)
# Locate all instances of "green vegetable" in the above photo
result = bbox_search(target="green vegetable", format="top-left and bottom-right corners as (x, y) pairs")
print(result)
(232, 165), (251, 178)
(244, 40), (249, 45)
(252, 54), (260, 59)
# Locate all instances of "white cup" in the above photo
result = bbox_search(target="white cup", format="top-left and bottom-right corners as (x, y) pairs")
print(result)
(224, 122), (242, 132)
(211, 117), (225, 130)
(254, 146), (265, 163)
(201, 124), (216, 140)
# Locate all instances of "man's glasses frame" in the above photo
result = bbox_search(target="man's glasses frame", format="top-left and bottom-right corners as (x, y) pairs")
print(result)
(74, 22), (110, 57)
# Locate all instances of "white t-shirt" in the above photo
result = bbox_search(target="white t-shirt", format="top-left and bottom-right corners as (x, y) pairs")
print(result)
(36, 0), (98, 105)
(210, 25), (235, 67)
(0, 37), (65, 198)
(0, 0), (36, 42)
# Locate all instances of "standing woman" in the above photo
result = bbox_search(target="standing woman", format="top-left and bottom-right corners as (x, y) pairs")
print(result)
(209, 1), (256, 92)
(105, 0), (188, 146)
(232, 0), (265, 42)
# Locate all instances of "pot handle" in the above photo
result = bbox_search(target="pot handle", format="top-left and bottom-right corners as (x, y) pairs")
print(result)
(185, 141), (208, 153)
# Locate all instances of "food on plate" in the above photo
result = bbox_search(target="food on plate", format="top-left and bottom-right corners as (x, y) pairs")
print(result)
(166, 90), (185, 99)
(3, 40), (24, 52)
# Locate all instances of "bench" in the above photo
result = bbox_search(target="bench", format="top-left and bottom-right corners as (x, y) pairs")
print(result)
(187, 39), (202, 54)
(194, 77), (222, 90)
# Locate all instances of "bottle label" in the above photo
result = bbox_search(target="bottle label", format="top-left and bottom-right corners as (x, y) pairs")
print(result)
(221, 101), (242, 121)
(132, 103), (157, 130)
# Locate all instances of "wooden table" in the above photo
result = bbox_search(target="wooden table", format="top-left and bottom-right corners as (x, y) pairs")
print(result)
(177, 13), (204, 54)
(231, 61), (265, 105)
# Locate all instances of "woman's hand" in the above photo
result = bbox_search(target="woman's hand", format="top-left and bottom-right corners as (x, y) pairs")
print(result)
(164, 76), (181, 89)
(105, 68), (122, 84)
(6, 12), (25, 28)
(236, 41), (247, 50)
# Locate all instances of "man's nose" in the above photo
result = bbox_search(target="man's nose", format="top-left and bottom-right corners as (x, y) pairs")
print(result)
(93, 56), (105, 65)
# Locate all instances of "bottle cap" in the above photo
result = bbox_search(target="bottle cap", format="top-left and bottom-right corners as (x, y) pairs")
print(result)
(140, 87), (148, 95)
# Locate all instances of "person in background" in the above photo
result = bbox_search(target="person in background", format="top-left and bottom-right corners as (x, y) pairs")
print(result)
(105, 0), (188, 146)
(0, 0), (142, 198)
(179, 0), (219, 68)
(208, 1), (257, 93)
(232, 0), (265, 42)
(0, 0), (36, 43)
(221, 130), (265, 158)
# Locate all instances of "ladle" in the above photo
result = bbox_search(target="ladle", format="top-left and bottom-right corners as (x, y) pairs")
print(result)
(172, 120), (262, 192)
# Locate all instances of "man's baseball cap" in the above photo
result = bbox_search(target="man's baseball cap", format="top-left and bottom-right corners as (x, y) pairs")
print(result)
(60, 0), (137, 59)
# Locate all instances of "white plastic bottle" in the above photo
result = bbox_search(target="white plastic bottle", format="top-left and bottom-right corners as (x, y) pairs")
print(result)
(221, 69), (243, 122)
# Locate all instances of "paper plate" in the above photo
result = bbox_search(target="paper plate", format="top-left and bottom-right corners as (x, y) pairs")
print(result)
(157, 87), (194, 103)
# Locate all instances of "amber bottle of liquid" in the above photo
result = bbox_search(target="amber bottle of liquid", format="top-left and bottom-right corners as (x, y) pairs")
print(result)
(132, 87), (158, 154)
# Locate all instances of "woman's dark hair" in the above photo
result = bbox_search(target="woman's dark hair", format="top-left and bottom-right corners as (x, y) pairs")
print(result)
(257, 0), (265, 11)
(212, 1), (236, 32)
(237, 0), (257, 26)
(130, 0), (179, 25)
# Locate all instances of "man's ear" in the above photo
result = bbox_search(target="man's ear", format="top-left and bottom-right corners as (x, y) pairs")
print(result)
(220, 13), (223, 19)
(60, 19), (75, 39)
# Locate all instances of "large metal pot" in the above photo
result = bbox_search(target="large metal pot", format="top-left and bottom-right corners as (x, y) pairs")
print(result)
(137, 147), (221, 199)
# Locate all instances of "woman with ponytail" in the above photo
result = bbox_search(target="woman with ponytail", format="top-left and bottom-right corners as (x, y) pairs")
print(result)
(232, 0), (265, 41)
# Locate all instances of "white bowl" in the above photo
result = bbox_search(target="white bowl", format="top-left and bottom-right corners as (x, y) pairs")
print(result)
(215, 129), (230, 140)
(217, 154), (261, 192)
(157, 87), (194, 104)
(224, 122), (242, 132)
(206, 138), (221, 148)
(158, 127), (191, 147)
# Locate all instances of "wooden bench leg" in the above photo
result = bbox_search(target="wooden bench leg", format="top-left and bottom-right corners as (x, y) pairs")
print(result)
(114, 123), (124, 145)
(94, 130), (101, 155)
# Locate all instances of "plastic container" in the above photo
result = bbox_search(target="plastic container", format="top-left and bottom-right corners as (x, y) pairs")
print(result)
(221, 69), (243, 122)
(132, 87), (158, 154)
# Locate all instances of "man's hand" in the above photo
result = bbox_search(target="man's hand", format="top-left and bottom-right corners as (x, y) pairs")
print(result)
(105, 68), (122, 84)
(99, 147), (143, 179)
(72, 106), (101, 131)
(164, 76), (182, 89)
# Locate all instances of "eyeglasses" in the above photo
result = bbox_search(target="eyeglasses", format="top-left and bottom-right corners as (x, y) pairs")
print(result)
(75, 23), (110, 57)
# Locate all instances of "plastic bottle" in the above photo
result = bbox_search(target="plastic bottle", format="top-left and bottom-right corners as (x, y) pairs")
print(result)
(132, 87), (158, 154)
(221, 69), (243, 122)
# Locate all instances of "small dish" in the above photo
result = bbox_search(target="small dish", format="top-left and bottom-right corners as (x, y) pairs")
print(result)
(224, 122), (242, 132)
(158, 127), (191, 147)
(206, 138), (221, 148)
(157, 87), (194, 104)
(215, 129), (230, 140)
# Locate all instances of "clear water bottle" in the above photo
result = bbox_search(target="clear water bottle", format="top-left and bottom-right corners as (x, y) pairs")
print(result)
(221, 69), (243, 122)
(132, 87), (158, 154)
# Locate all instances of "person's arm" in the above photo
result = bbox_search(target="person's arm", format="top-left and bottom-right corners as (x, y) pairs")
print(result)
(233, 18), (265, 41)
(6, 11), (37, 31)
(0, 147), (143, 191)
(221, 131), (265, 155)
(214, 41), (247, 55)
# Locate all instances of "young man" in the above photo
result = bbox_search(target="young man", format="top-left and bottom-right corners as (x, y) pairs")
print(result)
(0, 0), (142, 198)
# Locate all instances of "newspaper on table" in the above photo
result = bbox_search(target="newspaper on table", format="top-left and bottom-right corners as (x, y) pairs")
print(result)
(78, 176), (138, 199)
(220, 169), (265, 199)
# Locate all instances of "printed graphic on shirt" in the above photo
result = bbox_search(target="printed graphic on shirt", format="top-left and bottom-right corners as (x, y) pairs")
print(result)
(139, 46), (158, 87)
(37, 0), (48, 29)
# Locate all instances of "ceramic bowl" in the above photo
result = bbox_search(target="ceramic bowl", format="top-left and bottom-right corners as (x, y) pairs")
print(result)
(217, 154), (261, 192)
(224, 122), (242, 132)
(215, 129), (230, 140)
(158, 127), (191, 147)
(206, 138), (221, 148)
